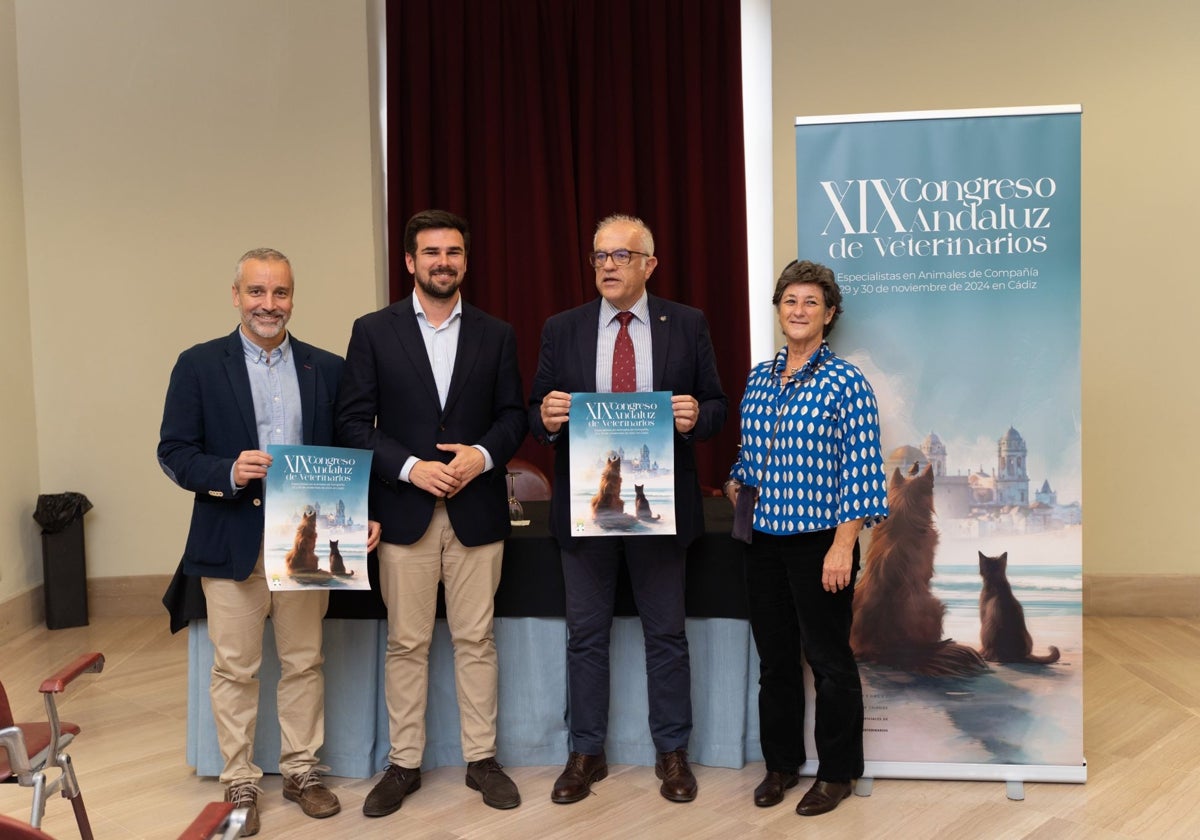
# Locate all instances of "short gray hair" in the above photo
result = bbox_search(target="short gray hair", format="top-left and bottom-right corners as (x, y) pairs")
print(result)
(234, 248), (291, 287)
(594, 214), (655, 256)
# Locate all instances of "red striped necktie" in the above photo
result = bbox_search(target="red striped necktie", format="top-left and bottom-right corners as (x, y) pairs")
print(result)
(612, 311), (636, 392)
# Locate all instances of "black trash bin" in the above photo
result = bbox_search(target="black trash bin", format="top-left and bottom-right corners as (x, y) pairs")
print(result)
(33, 492), (93, 629)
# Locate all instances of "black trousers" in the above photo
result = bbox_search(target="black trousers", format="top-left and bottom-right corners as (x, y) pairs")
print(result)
(561, 535), (691, 755)
(745, 529), (864, 782)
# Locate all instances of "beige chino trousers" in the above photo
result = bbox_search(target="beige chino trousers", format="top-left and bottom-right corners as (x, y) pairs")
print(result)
(201, 554), (328, 784)
(377, 502), (504, 767)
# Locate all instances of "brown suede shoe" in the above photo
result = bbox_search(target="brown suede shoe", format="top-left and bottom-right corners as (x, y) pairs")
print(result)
(753, 770), (799, 807)
(655, 748), (698, 802)
(283, 767), (341, 819)
(224, 782), (262, 837)
(362, 764), (421, 817)
(796, 779), (852, 816)
(551, 751), (608, 804)
(466, 757), (521, 809)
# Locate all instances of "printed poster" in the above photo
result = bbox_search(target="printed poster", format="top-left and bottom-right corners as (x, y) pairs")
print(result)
(796, 107), (1084, 782)
(568, 391), (676, 537)
(264, 444), (373, 591)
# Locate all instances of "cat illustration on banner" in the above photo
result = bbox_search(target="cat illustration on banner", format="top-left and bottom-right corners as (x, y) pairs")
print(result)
(634, 484), (661, 521)
(978, 551), (1061, 665)
(850, 463), (989, 676)
(328, 539), (354, 577)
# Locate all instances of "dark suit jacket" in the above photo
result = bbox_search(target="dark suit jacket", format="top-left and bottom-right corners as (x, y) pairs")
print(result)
(528, 294), (727, 548)
(157, 329), (343, 581)
(334, 297), (527, 547)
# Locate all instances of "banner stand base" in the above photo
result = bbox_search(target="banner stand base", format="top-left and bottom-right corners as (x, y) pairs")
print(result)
(860, 758), (1088, 785)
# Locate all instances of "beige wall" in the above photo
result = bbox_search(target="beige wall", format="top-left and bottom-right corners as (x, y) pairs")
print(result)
(1, 1), (1194, 608)
(4, 0), (381, 590)
(772, 0), (1200, 575)
(0, 0), (42, 605)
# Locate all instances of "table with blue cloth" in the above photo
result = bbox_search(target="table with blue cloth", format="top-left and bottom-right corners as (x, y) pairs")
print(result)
(173, 498), (767, 778)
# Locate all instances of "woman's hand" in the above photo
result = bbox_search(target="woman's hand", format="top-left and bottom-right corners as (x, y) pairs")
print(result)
(822, 518), (865, 592)
(821, 543), (854, 592)
(723, 478), (741, 507)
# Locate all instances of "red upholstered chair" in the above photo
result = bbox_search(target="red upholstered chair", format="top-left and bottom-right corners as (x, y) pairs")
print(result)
(0, 814), (48, 838)
(176, 801), (248, 840)
(506, 457), (552, 502)
(0, 802), (245, 840)
(0, 652), (104, 839)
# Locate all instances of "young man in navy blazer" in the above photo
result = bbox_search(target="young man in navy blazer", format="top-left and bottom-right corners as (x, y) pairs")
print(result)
(336, 210), (528, 815)
(529, 214), (727, 804)
(159, 248), (379, 836)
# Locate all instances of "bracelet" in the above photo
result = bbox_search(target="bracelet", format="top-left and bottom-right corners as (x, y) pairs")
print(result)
(722, 478), (740, 493)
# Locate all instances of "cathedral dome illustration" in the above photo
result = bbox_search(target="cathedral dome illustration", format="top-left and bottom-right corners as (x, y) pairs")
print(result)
(1000, 426), (1026, 447)
(884, 445), (926, 478)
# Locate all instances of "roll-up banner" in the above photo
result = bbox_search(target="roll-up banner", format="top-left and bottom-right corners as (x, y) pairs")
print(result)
(795, 106), (1084, 784)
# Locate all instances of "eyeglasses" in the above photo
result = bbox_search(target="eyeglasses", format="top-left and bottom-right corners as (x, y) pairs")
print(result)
(588, 249), (650, 268)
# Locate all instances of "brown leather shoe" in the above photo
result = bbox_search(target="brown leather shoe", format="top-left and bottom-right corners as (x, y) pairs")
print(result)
(224, 782), (262, 837)
(466, 757), (521, 809)
(796, 779), (852, 816)
(655, 748), (698, 802)
(283, 767), (341, 818)
(551, 751), (608, 804)
(753, 770), (799, 807)
(362, 764), (421, 817)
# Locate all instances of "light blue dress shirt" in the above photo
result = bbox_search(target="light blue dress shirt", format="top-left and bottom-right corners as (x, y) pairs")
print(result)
(232, 329), (302, 491)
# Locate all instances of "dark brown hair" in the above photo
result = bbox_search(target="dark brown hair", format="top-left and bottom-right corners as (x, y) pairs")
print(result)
(404, 209), (471, 256)
(771, 259), (843, 337)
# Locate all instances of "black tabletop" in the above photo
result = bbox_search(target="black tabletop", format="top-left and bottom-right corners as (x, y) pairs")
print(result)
(163, 497), (747, 632)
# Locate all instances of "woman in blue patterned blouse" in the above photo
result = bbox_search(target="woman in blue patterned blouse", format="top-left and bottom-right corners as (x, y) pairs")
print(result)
(724, 260), (888, 817)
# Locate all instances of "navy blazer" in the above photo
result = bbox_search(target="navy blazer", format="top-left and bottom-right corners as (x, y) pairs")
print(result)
(528, 295), (727, 547)
(158, 329), (344, 581)
(334, 297), (528, 547)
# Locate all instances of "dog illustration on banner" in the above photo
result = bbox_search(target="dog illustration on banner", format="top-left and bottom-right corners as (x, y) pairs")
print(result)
(851, 463), (988, 676)
(283, 508), (355, 582)
(590, 455), (638, 531)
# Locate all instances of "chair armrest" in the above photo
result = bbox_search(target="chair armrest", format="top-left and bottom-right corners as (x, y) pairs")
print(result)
(177, 801), (245, 840)
(0, 725), (34, 776)
(39, 653), (105, 694)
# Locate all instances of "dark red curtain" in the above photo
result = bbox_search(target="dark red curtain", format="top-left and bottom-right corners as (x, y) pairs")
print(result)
(386, 0), (749, 487)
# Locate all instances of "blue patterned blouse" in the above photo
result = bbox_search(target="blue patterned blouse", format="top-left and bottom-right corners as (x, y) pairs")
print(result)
(729, 343), (888, 534)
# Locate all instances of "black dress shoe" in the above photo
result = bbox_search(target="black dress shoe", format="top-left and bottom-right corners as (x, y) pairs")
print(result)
(466, 757), (521, 809)
(753, 770), (799, 807)
(796, 779), (852, 816)
(655, 748), (698, 802)
(551, 751), (608, 804)
(362, 764), (421, 817)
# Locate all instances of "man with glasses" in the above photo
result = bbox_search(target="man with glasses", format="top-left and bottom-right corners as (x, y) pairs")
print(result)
(529, 213), (726, 804)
